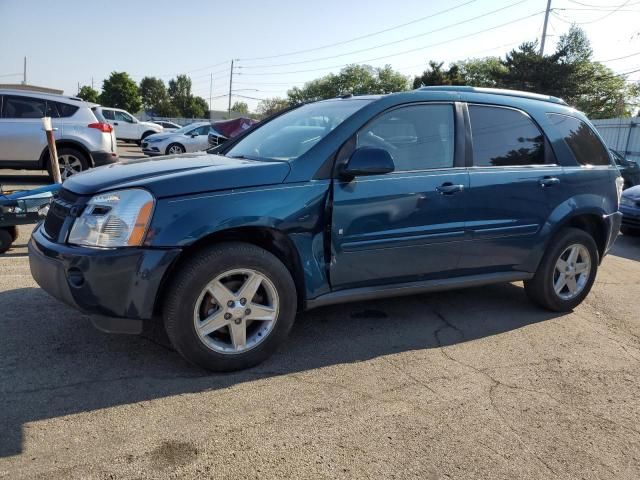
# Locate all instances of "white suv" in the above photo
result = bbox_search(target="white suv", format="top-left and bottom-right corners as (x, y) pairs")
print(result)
(0, 89), (119, 179)
(93, 107), (162, 144)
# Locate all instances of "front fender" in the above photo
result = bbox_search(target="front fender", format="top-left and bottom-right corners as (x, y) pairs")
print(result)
(147, 180), (331, 299)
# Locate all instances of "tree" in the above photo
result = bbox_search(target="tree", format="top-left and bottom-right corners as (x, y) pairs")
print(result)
(256, 97), (291, 117)
(453, 57), (507, 87)
(139, 76), (168, 113)
(77, 85), (99, 103)
(231, 101), (249, 114)
(100, 72), (142, 113)
(185, 96), (209, 118)
(288, 64), (408, 103)
(168, 74), (193, 115)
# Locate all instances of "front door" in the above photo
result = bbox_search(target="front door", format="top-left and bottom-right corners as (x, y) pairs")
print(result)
(182, 124), (212, 152)
(330, 103), (469, 289)
(113, 110), (138, 140)
(459, 104), (558, 272)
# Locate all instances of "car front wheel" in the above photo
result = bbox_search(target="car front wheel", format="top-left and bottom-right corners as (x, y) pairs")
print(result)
(163, 242), (297, 371)
(166, 143), (185, 155)
(524, 227), (598, 312)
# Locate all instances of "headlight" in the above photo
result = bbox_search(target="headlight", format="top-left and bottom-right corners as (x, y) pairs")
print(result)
(68, 189), (154, 247)
(146, 137), (161, 143)
(621, 196), (635, 207)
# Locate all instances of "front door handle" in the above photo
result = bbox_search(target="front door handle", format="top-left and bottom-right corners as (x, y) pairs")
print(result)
(113, 122), (119, 125)
(539, 176), (560, 187)
(436, 183), (464, 195)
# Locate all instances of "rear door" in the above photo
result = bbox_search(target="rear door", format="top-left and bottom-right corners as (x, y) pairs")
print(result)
(459, 104), (559, 272)
(0, 95), (53, 162)
(330, 102), (469, 289)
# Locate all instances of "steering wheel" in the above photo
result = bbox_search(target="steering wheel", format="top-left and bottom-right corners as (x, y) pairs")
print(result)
(360, 131), (398, 151)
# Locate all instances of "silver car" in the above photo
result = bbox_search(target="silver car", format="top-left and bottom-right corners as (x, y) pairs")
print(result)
(0, 89), (119, 179)
(141, 122), (214, 156)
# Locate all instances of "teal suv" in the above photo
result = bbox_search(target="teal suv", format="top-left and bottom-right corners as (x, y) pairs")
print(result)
(29, 87), (623, 371)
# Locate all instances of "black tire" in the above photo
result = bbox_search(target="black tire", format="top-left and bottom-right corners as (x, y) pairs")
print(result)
(524, 227), (599, 312)
(141, 131), (155, 140)
(165, 143), (185, 155)
(621, 225), (640, 236)
(0, 228), (14, 254)
(163, 242), (297, 371)
(47, 147), (89, 181)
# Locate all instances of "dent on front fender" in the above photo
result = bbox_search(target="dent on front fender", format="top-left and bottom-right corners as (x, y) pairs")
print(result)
(146, 181), (332, 300)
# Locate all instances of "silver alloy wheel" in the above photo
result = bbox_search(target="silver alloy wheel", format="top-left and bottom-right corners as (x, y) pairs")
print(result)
(553, 243), (591, 300)
(193, 269), (279, 354)
(58, 154), (83, 180)
(168, 144), (184, 155)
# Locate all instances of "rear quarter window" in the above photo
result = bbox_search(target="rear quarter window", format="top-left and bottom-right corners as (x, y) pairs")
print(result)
(546, 113), (610, 166)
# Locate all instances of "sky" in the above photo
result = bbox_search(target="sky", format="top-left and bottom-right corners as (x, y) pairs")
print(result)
(1, 0), (639, 112)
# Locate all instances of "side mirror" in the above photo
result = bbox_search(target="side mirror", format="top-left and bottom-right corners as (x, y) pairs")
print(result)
(341, 147), (395, 179)
(190, 132), (199, 138)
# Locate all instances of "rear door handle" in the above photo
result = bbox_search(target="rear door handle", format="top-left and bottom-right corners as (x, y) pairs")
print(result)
(539, 176), (560, 187)
(436, 183), (464, 195)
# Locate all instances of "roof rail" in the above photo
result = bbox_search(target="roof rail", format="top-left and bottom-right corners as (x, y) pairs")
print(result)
(416, 85), (567, 106)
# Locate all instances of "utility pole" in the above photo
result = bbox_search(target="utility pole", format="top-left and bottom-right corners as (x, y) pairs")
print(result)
(22, 56), (27, 85)
(228, 60), (234, 116)
(77, 81), (80, 95)
(91, 77), (94, 90)
(539, 0), (552, 56)
(209, 72), (214, 119)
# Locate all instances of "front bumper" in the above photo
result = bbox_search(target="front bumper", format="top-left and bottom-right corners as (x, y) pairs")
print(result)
(28, 225), (181, 333)
(91, 150), (120, 166)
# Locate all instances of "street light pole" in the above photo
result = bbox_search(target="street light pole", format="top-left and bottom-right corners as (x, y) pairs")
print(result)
(228, 60), (234, 116)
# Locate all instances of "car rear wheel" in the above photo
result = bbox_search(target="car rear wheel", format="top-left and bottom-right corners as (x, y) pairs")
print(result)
(524, 227), (598, 312)
(47, 147), (89, 181)
(166, 143), (185, 155)
(163, 242), (297, 371)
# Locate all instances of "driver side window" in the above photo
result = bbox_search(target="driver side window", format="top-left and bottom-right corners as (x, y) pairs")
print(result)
(356, 104), (455, 172)
(114, 111), (134, 123)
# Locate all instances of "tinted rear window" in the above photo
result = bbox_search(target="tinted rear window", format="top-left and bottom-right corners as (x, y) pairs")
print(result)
(546, 113), (610, 166)
(47, 101), (79, 118)
(469, 105), (545, 167)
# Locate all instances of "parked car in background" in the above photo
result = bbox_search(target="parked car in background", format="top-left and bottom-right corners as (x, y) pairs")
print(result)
(29, 86), (622, 372)
(142, 121), (213, 156)
(610, 149), (640, 189)
(208, 117), (258, 147)
(0, 89), (118, 179)
(620, 185), (640, 236)
(93, 106), (162, 144)
(150, 120), (181, 132)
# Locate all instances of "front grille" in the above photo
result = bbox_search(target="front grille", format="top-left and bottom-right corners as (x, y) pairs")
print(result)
(43, 188), (80, 241)
(142, 142), (148, 149)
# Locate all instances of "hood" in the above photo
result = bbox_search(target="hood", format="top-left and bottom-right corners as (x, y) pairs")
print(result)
(63, 152), (291, 198)
(144, 131), (176, 141)
(623, 185), (640, 200)
(140, 121), (163, 131)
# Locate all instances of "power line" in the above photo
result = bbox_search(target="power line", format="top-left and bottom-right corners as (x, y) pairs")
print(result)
(554, 0), (632, 24)
(238, 0), (478, 62)
(597, 51), (640, 62)
(236, 10), (545, 76)
(238, 0), (530, 70)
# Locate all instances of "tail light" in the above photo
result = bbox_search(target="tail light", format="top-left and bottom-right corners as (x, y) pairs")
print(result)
(88, 122), (113, 133)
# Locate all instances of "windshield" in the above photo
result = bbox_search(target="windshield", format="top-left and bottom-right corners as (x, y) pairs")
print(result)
(225, 99), (372, 161)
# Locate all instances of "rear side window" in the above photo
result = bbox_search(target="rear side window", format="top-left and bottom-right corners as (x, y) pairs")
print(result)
(469, 105), (545, 167)
(48, 101), (79, 118)
(2, 95), (46, 119)
(546, 113), (610, 166)
(357, 103), (455, 171)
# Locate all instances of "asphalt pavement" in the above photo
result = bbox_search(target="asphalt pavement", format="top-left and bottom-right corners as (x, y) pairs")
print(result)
(1, 145), (640, 479)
